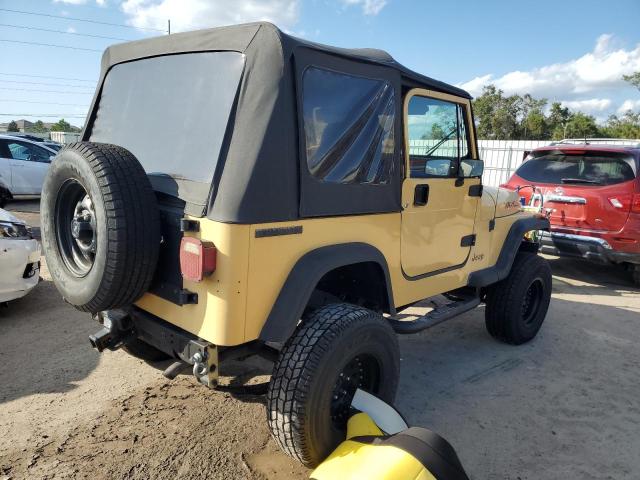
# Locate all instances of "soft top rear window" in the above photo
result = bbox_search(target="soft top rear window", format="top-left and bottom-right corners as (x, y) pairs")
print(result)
(89, 51), (245, 213)
(516, 150), (637, 186)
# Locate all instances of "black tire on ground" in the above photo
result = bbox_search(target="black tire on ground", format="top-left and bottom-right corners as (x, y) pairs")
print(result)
(0, 186), (11, 208)
(485, 252), (552, 345)
(631, 264), (640, 287)
(123, 338), (171, 362)
(267, 303), (400, 467)
(41, 142), (160, 313)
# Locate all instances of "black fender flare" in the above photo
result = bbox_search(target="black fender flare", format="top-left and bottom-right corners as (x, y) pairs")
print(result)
(258, 242), (395, 344)
(467, 216), (550, 288)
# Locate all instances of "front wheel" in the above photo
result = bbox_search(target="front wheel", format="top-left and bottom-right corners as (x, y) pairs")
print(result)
(485, 252), (552, 345)
(267, 303), (400, 467)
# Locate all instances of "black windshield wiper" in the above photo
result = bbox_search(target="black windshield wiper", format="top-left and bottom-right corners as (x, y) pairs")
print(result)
(560, 178), (603, 185)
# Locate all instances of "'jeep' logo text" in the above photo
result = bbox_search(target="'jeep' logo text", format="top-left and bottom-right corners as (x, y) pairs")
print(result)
(472, 253), (484, 262)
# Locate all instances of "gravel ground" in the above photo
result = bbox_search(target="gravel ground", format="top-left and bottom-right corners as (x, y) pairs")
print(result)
(1, 200), (639, 479)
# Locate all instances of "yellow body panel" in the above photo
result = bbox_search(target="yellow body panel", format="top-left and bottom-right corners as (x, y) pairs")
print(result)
(135, 203), (525, 346)
(134, 86), (531, 347)
(136, 222), (251, 346)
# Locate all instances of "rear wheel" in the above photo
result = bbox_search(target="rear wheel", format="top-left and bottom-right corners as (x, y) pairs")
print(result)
(267, 303), (400, 467)
(485, 252), (552, 345)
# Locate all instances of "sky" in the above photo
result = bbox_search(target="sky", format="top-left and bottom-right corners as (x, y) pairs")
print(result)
(1, 0), (639, 127)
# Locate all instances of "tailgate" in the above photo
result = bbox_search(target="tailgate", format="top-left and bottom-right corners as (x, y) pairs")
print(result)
(513, 150), (638, 232)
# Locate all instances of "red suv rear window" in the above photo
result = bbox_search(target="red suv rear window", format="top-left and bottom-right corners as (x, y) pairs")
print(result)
(516, 151), (636, 186)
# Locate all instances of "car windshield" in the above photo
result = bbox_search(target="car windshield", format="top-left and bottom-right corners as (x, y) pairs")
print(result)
(89, 51), (245, 209)
(515, 151), (637, 186)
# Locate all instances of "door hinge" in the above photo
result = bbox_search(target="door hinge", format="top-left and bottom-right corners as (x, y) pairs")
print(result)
(468, 184), (483, 197)
(460, 234), (476, 247)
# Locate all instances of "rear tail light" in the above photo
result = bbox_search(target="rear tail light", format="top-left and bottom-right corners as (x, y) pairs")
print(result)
(608, 194), (640, 213)
(608, 196), (627, 209)
(179, 237), (217, 282)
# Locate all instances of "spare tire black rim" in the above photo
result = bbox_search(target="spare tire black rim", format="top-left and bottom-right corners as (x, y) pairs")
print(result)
(55, 179), (96, 277)
(522, 278), (544, 326)
(330, 354), (380, 427)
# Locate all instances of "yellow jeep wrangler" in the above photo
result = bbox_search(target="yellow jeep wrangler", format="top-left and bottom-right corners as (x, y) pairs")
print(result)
(41, 22), (551, 467)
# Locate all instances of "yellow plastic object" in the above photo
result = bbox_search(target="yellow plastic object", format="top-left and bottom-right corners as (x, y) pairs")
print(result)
(310, 413), (436, 480)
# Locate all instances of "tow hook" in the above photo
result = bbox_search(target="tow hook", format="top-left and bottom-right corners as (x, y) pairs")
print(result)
(191, 345), (218, 388)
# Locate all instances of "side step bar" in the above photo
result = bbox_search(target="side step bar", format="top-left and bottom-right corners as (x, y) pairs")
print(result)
(388, 293), (481, 334)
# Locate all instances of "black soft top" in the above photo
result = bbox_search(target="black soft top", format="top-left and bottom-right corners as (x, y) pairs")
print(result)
(85, 22), (472, 222)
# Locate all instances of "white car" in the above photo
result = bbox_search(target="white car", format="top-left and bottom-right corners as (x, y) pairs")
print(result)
(0, 134), (57, 207)
(0, 208), (41, 303)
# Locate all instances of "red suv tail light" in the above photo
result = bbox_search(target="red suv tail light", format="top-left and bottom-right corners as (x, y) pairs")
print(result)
(179, 237), (217, 282)
(608, 194), (640, 213)
(632, 194), (640, 214)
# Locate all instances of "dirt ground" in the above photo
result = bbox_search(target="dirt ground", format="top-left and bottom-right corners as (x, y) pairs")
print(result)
(1, 200), (639, 480)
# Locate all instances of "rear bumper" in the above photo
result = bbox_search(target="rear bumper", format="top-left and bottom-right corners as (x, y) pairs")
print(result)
(540, 231), (640, 265)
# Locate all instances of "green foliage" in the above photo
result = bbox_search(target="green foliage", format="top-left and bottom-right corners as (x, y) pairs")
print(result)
(49, 118), (73, 132)
(28, 120), (49, 134)
(472, 85), (639, 140)
(601, 111), (640, 139)
(623, 71), (640, 91)
(7, 120), (19, 132)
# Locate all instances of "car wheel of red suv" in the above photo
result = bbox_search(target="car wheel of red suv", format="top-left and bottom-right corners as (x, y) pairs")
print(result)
(631, 264), (640, 287)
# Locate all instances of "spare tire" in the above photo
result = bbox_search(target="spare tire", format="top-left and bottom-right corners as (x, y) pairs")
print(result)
(41, 142), (160, 313)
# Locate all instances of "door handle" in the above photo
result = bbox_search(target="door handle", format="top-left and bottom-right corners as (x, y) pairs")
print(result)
(413, 184), (429, 206)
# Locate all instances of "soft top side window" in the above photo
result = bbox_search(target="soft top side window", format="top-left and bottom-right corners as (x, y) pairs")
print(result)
(406, 95), (472, 178)
(302, 66), (396, 185)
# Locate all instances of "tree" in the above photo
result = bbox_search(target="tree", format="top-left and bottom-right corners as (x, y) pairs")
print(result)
(7, 120), (19, 132)
(562, 112), (600, 139)
(472, 85), (522, 139)
(50, 118), (72, 132)
(29, 120), (49, 134)
(623, 72), (640, 91)
(546, 102), (572, 139)
(519, 94), (548, 139)
(601, 111), (640, 138)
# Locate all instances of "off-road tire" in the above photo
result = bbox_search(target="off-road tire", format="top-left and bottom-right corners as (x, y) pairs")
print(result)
(267, 303), (400, 467)
(41, 142), (160, 313)
(485, 252), (552, 345)
(123, 338), (171, 362)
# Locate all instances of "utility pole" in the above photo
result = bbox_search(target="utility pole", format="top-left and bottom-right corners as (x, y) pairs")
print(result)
(168, 19), (171, 35)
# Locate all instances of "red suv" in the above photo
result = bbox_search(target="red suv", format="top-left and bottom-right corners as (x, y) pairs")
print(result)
(502, 139), (640, 286)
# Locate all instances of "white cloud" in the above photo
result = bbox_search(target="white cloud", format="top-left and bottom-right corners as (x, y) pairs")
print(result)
(618, 99), (640, 114)
(561, 98), (612, 113)
(53, 0), (107, 5)
(459, 34), (640, 98)
(121, 0), (299, 32)
(341, 0), (387, 15)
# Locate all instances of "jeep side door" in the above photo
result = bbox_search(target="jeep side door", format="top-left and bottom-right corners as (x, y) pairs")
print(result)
(400, 90), (483, 278)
